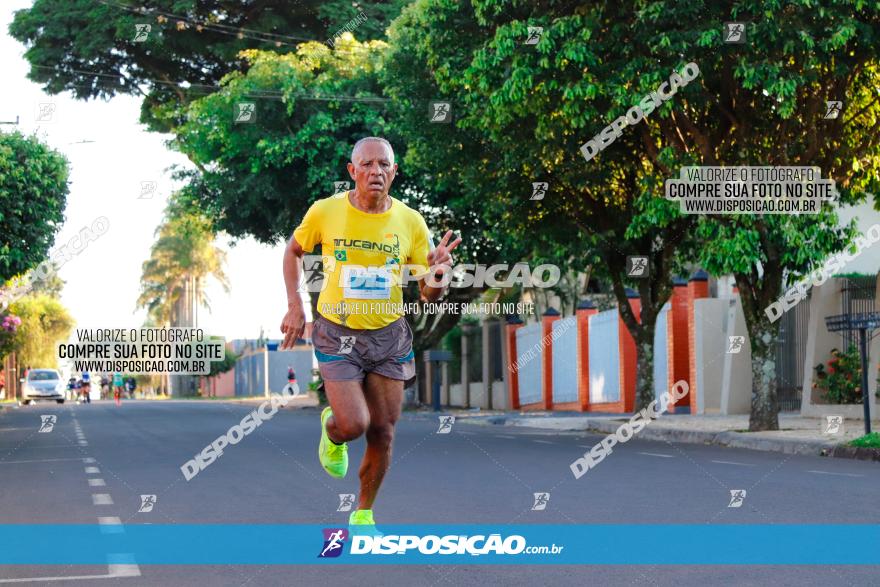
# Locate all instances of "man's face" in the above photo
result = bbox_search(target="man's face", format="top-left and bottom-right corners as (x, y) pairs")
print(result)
(347, 141), (397, 198)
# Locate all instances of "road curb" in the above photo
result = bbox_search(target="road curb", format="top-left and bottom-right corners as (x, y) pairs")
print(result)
(828, 445), (880, 462)
(461, 416), (842, 457)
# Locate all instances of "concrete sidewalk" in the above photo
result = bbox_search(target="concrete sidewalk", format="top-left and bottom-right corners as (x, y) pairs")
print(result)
(439, 410), (880, 460)
(212, 393), (320, 409)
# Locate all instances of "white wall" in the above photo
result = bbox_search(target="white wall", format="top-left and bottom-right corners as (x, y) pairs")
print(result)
(694, 299), (728, 413)
(836, 201), (880, 274)
(588, 310), (620, 404)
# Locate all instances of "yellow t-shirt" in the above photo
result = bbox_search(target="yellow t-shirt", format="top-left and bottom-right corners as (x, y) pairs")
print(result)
(293, 192), (432, 330)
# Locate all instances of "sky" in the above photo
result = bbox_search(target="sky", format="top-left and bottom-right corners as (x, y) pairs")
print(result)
(2, 1), (305, 342)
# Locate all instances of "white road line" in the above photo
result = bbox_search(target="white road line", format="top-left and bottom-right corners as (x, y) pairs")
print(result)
(710, 460), (756, 467)
(88, 478), (107, 487)
(92, 493), (114, 505)
(85, 466), (100, 474)
(0, 458), (86, 465)
(98, 517), (124, 534)
(78, 441), (88, 446)
(577, 445), (594, 449)
(0, 560), (141, 583)
(532, 440), (554, 444)
(0, 573), (123, 583)
(494, 435), (516, 439)
(637, 452), (674, 458)
(108, 561), (141, 578)
(807, 470), (865, 478)
(83, 457), (96, 463)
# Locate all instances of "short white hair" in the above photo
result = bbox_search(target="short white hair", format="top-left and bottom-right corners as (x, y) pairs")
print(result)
(351, 137), (395, 164)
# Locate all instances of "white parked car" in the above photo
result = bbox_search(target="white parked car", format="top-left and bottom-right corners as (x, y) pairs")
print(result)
(21, 369), (65, 404)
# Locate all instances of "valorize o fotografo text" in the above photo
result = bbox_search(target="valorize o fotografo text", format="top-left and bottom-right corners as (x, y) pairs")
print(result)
(59, 328), (225, 375)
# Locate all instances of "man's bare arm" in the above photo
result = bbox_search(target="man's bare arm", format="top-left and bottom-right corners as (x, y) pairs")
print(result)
(280, 235), (307, 349)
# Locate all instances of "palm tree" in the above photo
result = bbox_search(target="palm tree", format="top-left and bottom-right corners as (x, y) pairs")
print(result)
(137, 198), (230, 396)
(138, 202), (230, 328)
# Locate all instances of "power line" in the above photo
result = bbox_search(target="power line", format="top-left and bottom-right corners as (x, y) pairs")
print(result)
(28, 63), (390, 104)
(95, 0), (378, 54)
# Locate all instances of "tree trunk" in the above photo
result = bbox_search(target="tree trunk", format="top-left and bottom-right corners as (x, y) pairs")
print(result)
(733, 269), (783, 432)
(746, 320), (781, 431)
(610, 272), (665, 414)
(634, 333), (656, 412)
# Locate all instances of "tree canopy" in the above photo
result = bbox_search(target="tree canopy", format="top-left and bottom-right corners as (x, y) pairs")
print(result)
(0, 131), (70, 283)
(9, 294), (75, 369)
(9, 0), (407, 131)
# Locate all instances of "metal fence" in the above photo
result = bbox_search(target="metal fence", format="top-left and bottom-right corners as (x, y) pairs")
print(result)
(487, 320), (504, 382)
(839, 276), (877, 351)
(775, 276), (877, 412)
(464, 325), (483, 384)
(775, 295), (810, 412)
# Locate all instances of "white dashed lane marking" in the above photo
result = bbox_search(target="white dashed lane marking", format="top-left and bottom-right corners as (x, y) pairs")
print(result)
(710, 460), (756, 467)
(637, 452), (674, 458)
(0, 561), (141, 583)
(806, 470), (864, 478)
(0, 458), (85, 465)
(88, 478), (107, 487)
(92, 493), (113, 505)
(98, 517), (125, 534)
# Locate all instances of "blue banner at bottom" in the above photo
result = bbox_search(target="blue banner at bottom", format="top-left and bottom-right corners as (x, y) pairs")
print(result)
(1, 525), (879, 565)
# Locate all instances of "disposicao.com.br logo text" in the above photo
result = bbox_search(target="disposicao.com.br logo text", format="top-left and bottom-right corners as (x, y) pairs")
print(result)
(320, 532), (564, 557)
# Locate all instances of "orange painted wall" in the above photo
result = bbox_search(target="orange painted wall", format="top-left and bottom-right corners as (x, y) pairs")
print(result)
(667, 283), (691, 412)
(618, 294), (641, 414)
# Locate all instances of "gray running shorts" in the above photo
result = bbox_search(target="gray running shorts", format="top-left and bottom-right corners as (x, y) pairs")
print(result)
(312, 315), (415, 382)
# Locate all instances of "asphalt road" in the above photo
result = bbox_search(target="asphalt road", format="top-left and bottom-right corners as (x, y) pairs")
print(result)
(1, 400), (878, 586)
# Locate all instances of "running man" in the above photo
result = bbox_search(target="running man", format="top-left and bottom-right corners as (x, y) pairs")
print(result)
(112, 372), (124, 406)
(80, 371), (91, 403)
(280, 137), (460, 531)
(285, 366), (300, 397)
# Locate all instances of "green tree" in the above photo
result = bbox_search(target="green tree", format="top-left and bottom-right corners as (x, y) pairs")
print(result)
(383, 0), (699, 412)
(9, 294), (75, 369)
(171, 40), (487, 354)
(384, 0), (880, 429)
(9, 0), (407, 132)
(662, 2), (880, 430)
(207, 341), (238, 377)
(0, 131), (69, 282)
(27, 262), (65, 297)
(137, 198), (230, 327)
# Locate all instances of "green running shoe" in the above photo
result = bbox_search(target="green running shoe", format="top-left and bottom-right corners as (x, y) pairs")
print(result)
(318, 406), (348, 478)
(349, 509), (382, 537)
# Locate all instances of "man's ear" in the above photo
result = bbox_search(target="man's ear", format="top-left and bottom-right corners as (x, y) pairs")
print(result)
(347, 161), (356, 180)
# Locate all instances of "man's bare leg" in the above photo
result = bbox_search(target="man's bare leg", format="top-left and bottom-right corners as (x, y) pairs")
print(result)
(324, 380), (370, 443)
(357, 372), (404, 510)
